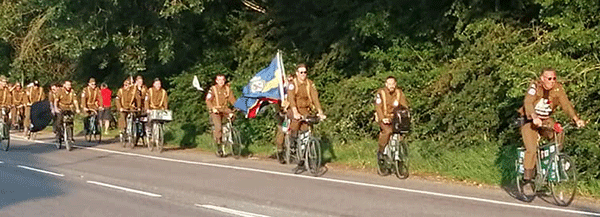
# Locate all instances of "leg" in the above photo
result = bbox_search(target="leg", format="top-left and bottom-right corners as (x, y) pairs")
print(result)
(378, 121), (393, 153)
(275, 126), (285, 151)
(210, 113), (224, 145)
(55, 112), (64, 141)
(520, 122), (539, 180)
(118, 112), (126, 132)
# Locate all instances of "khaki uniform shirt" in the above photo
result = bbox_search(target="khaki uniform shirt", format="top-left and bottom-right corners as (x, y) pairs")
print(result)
(116, 86), (139, 111)
(81, 86), (103, 110)
(26, 86), (45, 106)
(0, 87), (12, 107)
(145, 88), (168, 110)
(518, 80), (577, 120)
(205, 84), (236, 112)
(133, 85), (148, 110)
(55, 88), (77, 111)
(287, 78), (322, 114)
(375, 87), (409, 121)
(12, 89), (25, 107)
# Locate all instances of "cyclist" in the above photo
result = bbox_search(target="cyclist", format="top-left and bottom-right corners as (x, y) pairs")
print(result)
(116, 78), (136, 135)
(0, 77), (13, 124)
(287, 64), (326, 168)
(81, 78), (103, 135)
(133, 75), (148, 112)
(374, 76), (409, 165)
(24, 80), (45, 137)
(54, 80), (81, 142)
(49, 83), (61, 138)
(205, 74), (237, 156)
(145, 78), (168, 112)
(518, 68), (586, 182)
(10, 82), (25, 130)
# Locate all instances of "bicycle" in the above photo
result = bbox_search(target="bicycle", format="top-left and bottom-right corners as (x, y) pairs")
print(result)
(120, 110), (145, 149)
(515, 123), (578, 206)
(84, 109), (102, 143)
(0, 107), (10, 151)
(148, 109), (172, 152)
(377, 133), (409, 179)
(11, 105), (24, 131)
(57, 110), (75, 151)
(294, 116), (323, 176)
(215, 114), (242, 159)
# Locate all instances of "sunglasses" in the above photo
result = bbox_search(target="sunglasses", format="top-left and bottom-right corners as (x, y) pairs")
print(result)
(545, 77), (556, 81)
(298, 71), (307, 74)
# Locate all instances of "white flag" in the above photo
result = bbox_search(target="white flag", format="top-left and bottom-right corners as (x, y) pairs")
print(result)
(192, 75), (203, 91)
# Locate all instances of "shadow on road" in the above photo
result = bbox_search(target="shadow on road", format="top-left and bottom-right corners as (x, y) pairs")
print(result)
(0, 136), (66, 210)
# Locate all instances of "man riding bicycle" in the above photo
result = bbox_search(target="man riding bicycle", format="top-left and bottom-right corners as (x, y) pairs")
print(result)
(145, 78), (168, 144)
(205, 74), (237, 156)
(287, 64), (326, 168)
(24, 80), (45, 137)
(0, 77), (13, 122)
(518, 68), (585, 181)
(374, 76), (409, 165)
(10, 82), (25, 130)
(81, 78), (103, 134)
(116, 79), (136, 135)
(54, 80), (81, 142)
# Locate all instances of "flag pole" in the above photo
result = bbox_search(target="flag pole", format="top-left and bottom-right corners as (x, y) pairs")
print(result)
(277, 51), (286, 102)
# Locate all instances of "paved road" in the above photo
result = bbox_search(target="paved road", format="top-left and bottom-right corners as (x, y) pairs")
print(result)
(1, 132), (599, 216)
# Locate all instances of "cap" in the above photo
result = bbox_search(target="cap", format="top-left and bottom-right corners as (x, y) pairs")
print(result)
(89, 78), (96, 83)
(0, 76), (7, 82)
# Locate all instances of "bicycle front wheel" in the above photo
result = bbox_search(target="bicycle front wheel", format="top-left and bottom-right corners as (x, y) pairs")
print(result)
(550, 154), (577, 206)
(283, 134), (293, 164)
(306, 138), (322, 176)
(0, 124), (9, 151)
(394, 142), (409, 179)
(65, 124), (72, 151)
(155, 123), (164, 153)
(231, 127), (242, 159)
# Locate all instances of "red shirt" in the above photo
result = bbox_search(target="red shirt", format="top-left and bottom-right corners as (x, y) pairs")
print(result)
(100, 88), (112, 107)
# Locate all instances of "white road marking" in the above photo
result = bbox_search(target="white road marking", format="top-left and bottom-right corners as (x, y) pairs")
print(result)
(17, 165), (65, 177)
(196, 204), (270, 217)
(0, 161), (4, 163)
(86, 181), (162, 198)
(13, 136), (600, 216)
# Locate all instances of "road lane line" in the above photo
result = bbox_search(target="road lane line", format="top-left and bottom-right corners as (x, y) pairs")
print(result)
(86, 181), (162, 198)
(196, 204), (270, 217)
(14, 136), (600, 216)
(0, 161), (4, 163)
(17, 165), (65, 177)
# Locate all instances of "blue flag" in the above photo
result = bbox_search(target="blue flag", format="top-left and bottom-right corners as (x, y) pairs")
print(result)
(234, 53), (285, 118)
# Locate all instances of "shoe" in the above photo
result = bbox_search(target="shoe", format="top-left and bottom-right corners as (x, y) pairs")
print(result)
(277, 151), (285, 164)
(297, 160), (305, 167)
(377, 151), (385, 164)
(216, 145), (224, 157)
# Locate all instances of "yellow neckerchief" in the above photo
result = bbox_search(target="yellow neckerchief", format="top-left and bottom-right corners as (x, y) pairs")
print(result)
(293, 78), (313, 108)
(380, 88), (401, 115)
(149, 88), (166, 108)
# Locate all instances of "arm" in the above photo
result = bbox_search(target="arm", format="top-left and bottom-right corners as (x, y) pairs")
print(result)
(556, 85), (579, 122)
(115, 89), (123, 111)
(97, 89), (103, 109)
(205, 88), (215, 112)
(81, 90), (88, 110)
(310, 83), (324, 115)
(163, 90), (168, 110)
(523, 87), (538, 120)
(375, 91), (384, 122)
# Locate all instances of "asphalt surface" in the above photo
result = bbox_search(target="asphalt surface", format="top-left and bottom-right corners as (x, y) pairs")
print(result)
(1, 132), (600, 217)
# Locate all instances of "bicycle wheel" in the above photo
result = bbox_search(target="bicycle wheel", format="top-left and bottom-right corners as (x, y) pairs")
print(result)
(148, 122), (156, 151)
(0, 123), (9, 151)
(156, 123), (165, 153)
(550, 154), (577, 206)
(395, 142), (409, 179)
(65, 124), (72, 151)
(231, 127), (242, 159)
(515, 163), (536, 202)
(283, 134), (293, 164)
(306, 137), (322, 176)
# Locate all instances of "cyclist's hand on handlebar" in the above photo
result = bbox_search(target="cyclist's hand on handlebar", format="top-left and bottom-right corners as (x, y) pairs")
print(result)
(317, 113), (326, 120)
(293, 112), (302, 120)
(575, 119), (587, 128)
(382, 118), (391, 124)
(212, 108), (219, 114)
(228, 112), (235, 119)
(533, 117), (542, 127)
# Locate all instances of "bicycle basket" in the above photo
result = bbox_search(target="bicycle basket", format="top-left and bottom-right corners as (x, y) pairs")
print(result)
(391, 106), (410, 134)
(149, 110), (172, 122)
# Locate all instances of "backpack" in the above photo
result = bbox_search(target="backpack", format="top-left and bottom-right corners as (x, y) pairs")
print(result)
(391, 106), (410, 134)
